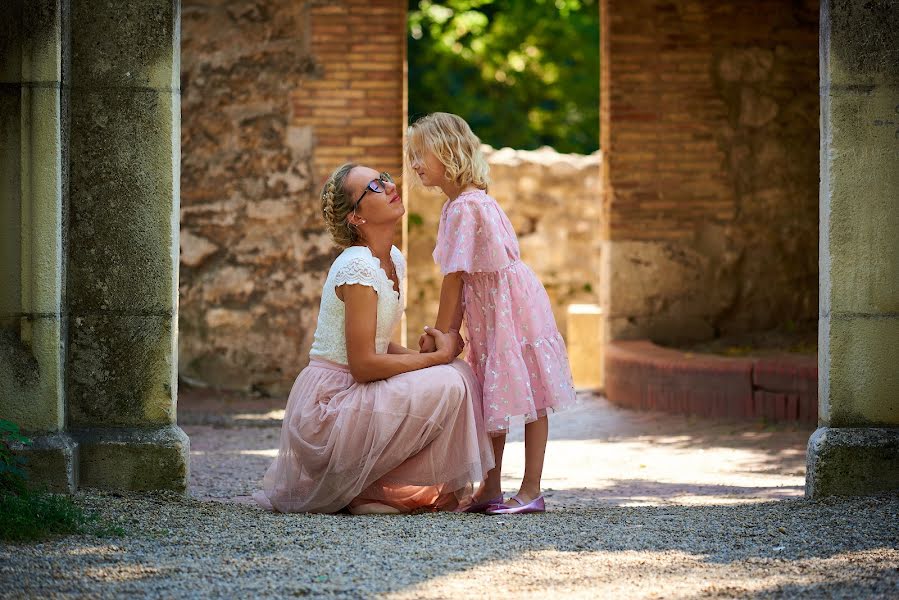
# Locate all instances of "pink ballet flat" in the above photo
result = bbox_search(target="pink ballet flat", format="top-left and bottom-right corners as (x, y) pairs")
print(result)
(455, 494), (505, 513)
(485, 494), (545, 515)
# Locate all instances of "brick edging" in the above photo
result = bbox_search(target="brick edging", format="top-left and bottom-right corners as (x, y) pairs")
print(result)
(604, 340), (817, 424)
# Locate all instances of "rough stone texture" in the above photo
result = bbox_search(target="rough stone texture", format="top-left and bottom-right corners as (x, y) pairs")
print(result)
(67, 88), (177, 313)
(807, 0), (899, 498)
(0, 0), (67, 436)
(806, 427), (899, 497)
(600, 0), (820, 345)
(179, 1), (353, 395)
(406, 147), (602, 342)
(817, 0), (899, 429)
(11, 432), (79, 494)
(73, 425), (190, 492)
(68, 315), (176, 427)
(70, 0), (178, 89)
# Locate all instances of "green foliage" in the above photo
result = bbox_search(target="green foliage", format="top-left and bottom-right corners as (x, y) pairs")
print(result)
(408, 212), (425, 228)
(408, 0), (599, 154)
(1, 419), (31, 495)
(0, 419), (124, 542)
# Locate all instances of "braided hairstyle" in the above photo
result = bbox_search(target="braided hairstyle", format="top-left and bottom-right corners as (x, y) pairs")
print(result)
(320, 162), (359, 247)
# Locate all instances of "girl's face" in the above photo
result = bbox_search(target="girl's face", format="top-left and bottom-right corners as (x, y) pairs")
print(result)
(346, 166), (404, 229)
(410, 148), (446, 187)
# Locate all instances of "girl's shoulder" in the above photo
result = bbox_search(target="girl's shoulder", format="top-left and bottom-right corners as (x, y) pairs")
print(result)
(442, 189), (496, 216)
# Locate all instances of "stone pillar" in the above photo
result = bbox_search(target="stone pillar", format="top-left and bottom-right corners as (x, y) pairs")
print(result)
(806, 0), (899, 497)
(0, 0), (78, 493)
(66, 0), (188, 490)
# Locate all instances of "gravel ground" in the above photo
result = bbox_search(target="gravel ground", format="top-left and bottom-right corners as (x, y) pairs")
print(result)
(2, 391), (897, 598)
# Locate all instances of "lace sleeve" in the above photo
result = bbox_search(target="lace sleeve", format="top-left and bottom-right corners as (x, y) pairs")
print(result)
(333, 256), (380, 292)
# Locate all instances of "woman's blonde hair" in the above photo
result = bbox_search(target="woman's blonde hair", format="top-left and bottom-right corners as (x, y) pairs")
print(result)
(320, 162), (359, 247)
(406, 112), (489, 190)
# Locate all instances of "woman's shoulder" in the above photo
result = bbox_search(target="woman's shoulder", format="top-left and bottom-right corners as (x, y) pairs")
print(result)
(329, 246), (377, 275)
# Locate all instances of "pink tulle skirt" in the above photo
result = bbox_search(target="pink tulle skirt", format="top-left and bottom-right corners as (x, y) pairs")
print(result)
(253, 358), (495, 513)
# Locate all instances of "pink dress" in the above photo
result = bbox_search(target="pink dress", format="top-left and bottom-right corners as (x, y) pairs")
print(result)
(434, 189), (577, 434)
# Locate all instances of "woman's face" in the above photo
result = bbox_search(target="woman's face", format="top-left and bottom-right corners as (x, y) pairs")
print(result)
(346, 166), (404, 229)
(410, 149), (446, 187)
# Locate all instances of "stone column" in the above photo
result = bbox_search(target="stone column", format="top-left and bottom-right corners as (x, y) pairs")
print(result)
(66, 0), (188, 491)
(807, 0), (899, 497)
(0, 0), (77, 493)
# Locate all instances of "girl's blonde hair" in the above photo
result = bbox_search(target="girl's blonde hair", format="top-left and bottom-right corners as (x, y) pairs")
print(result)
(406, 112), (489, 190)
(320, 162), (359, 247)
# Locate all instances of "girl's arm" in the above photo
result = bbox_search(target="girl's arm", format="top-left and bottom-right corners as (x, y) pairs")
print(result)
(434, 272), (464, 333)
(387, 342), (417, 355)
(342, 283), (454, 383)
(420, 272), (465, 354)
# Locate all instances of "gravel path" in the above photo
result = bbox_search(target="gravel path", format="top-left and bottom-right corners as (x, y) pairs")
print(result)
(2, 390), (897, 598)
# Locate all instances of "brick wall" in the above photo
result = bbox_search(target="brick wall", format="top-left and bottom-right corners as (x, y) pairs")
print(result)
(302, 0), (405, 184)
(180, 0), (406, 395)
(600, 0), (819, 344)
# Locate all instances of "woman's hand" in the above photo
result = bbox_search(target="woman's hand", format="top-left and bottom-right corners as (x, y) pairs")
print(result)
(418, 331), (437, 354)
(423, 326), (454, 363)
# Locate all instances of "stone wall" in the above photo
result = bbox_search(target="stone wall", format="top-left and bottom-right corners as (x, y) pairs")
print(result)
(600, 0), (820, 345)
(179, 0), (405, 395)
(405, 146), (602, 343)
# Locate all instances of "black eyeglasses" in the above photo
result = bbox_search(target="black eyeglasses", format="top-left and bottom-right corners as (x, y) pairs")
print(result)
(353, 172), (394, 212)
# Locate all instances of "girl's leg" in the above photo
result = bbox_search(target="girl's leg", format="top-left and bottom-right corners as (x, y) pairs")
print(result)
(475, 433), (506, 501)
(516, 414), (548, 503)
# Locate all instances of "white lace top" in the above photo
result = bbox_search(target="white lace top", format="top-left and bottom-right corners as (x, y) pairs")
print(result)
(308, 245), (405, 365)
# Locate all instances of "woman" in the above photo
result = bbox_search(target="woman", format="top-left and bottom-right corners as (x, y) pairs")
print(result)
(254, 163), (494, 514)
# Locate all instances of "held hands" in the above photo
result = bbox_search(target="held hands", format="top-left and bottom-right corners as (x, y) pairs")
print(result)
(420, 326), (465, 362)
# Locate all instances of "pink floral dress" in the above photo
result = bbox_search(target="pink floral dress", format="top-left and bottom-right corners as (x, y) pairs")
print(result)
(434, 189), (577, 434)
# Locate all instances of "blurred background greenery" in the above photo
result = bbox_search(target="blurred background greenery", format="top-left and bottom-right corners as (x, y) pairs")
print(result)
(407, 0), (600, 154)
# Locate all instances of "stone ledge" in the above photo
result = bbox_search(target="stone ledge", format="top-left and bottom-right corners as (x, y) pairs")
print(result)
(71, 425), (190, 492)
(806, 427), (899, 497)
(12, 432), (79, 494)
(605, 340), (817, 423)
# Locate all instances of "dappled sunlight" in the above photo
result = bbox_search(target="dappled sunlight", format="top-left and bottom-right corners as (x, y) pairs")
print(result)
(499, 414), (806, 507)
(83, 563), (164, 583)
(229, 410), (285, 422)
(64, 545), (125, 557)
(383, 548), (899, 599)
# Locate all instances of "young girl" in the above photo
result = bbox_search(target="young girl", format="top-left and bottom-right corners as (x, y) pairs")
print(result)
(407, 112), (577, 515)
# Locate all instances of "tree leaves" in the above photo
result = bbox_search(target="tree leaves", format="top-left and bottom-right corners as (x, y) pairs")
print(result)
(408, 0), (599, 154)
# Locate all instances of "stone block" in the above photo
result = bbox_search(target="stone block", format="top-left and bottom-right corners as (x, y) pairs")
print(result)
(806, 427), (899, 497)
(823, 87), (899, 316)
(74, 425), (189, 492)
(71, 0), (178, 89)
(823, 0), (899, 86)
(12, 432), (78, 494)
(0, 90), (22, 317)
(822, 315), (899, 427)
(20, 85), (63, 315)
(68, 315), (176, 428)
(567, 304), (603, 390)
(68, 88), (177, 313)
(600, 240), (727, 344)
(0, 316), (64, 432)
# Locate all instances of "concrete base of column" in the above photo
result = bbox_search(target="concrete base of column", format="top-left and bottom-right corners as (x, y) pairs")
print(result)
(72, 425), (190, 492)
(805, 427), (899, 498)
(14, 432), (79, 494)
